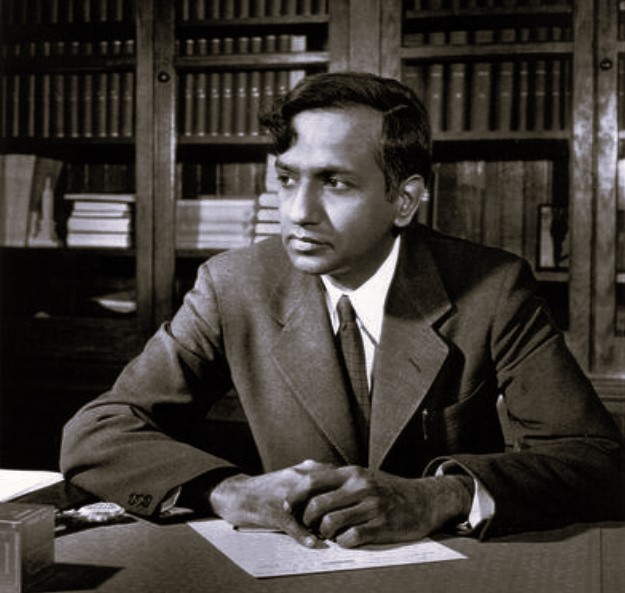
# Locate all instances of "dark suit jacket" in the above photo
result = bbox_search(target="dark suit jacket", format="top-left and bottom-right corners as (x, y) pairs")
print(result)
(60, 226), (623, 538)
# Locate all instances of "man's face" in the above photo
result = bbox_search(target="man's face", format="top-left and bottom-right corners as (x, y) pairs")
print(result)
(275, 106), (400, 290)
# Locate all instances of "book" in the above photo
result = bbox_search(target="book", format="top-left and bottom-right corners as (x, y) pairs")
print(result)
(532, 60), (546, 131)
(470, 62), (491, 132)
(258, 191), (280, 208)
(67, 232), (132, 248)
(523, 160), (553, 265)
(425, 64), (444, 133)
(255, 207), (280, 222)
(221, 72), (234, 135)
(234, 71), (248, 136)
(64, 192), (135, 203)
(195, 72), (207, 136)
(516, 61), (529, 131)
(72, 201), (132, 213)
(67, 216), (132, 233)
(447, 62), (466, 132)
(495, 62), (514, 132)
(0, 154), (37, 246)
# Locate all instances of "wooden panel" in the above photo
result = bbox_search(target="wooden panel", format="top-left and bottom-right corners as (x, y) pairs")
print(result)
(349, 0), (379, 73)
(153, 0), (177, 327)
(567, 0), (595, 368)
(135, 0), (155, 335)
(380, 0), (402, 80)
(594, 0), (625, 374)
(329, 0), (350, 72)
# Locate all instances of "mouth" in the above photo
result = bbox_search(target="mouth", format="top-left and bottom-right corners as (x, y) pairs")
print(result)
(287, 229), (328, 251)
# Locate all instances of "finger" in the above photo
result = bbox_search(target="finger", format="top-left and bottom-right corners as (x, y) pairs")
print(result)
(277, 502), (320, 549)
(302, 486), (364, 529)
(317, 500), (378, 541)
(283, 468), (346, 513)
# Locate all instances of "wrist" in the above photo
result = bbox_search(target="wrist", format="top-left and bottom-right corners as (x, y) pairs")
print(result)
(208, 473), (249, 518)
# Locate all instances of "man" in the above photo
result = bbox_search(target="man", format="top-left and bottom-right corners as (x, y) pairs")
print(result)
(60, 72), (622, 548)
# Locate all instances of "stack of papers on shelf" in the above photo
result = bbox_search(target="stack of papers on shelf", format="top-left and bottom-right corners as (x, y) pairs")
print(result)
(64, 193), (135, 248)
(176, 197), (255, 250)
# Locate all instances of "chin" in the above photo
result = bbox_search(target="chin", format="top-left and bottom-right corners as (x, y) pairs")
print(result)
(286, 252), (333, 276)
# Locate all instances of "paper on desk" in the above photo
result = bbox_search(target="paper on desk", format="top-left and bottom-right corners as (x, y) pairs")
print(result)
(0, 469), (64, 502)
(188, 519), (467, 578)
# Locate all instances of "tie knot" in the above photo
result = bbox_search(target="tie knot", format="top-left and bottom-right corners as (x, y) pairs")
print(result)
(337, 294), (357, 324)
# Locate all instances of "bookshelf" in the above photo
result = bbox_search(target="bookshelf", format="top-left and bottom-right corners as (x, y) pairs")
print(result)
(379, 0), (624, 405)
(0, 0), (623, 470)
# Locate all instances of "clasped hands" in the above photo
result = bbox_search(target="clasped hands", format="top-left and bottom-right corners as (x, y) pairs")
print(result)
(209, 459), (473, 548)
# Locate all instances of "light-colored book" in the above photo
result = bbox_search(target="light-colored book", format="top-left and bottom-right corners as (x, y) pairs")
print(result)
(67, 216), (132, 233)
(67, 232), (132, 248)
(0, 469), (64, 502)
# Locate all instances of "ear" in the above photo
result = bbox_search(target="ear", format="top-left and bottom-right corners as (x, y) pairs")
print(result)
(393, 175), (424, 228)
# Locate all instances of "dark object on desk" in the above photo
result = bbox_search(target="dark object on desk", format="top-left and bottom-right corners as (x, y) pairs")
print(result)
(12, 479), (95, 512)
(0, 503), (55, 593)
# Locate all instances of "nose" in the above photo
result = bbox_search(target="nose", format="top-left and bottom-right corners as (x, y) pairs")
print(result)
(283, 179), (320, 225)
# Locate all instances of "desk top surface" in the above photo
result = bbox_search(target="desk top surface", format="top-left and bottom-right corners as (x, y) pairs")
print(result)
(40, 518), (625, 593)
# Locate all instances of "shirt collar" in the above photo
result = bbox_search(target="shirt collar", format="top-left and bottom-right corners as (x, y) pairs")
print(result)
(321, 236), (401, 343)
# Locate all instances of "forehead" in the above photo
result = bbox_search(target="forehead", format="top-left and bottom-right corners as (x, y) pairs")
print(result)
(284, 106), (383, 163)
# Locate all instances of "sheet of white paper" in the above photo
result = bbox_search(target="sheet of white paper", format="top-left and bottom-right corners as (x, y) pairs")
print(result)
(0, 469), (64, 502)
(188, 519), (467, 578)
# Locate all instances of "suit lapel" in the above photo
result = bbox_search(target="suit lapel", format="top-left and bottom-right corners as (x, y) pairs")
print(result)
(269, 267), (361, 464)
(369, 231), (452, 470)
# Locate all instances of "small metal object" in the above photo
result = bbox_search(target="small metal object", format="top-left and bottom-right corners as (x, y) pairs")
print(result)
(599, 59), (613, 71)
(57, 502), (125, 525)
(157, 71), (171, 83)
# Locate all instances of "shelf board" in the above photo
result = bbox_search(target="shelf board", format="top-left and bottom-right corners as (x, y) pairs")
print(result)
(0, 245), (136, 257)
(175, 51), (328, 69)
(405, 6), (573, 21)
(177, 15), (329, 28)
(401, 42), (573, 60)
(432, 130), (569, 142)
(178, 134), (271, 146)
(2, 56), (135, 73)
(535, 270), (569, 283)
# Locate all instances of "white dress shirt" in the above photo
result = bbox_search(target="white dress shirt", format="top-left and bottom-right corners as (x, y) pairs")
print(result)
(321, 236), (494, 531)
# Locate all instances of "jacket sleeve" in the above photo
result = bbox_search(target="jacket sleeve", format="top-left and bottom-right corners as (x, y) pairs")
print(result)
(427, 259), (623, 538)
(60, 263), (243, 517)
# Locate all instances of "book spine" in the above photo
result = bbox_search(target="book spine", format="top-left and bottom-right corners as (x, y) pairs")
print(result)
(234, 71), (248, 136)
(183, 73), (194, 137)
(495, 61), (513, 132)
(447, 62), (466, 132)
(425, 63), (444, 134)
(96, 72), (108, 137)
(209, 72), (220, 136)
(108, 72), (121, 137)
(249, 71), (261, 136)
(195, 72), (207, 136)
(516, 60), (529, 131)
(121, 71), (134, 137)
(470, 62), (491, 133)
(532, 59), (546, 131)
(220, 72), (234, 136)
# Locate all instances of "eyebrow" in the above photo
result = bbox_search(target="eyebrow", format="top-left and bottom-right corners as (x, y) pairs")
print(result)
(274, 158), (354, 177)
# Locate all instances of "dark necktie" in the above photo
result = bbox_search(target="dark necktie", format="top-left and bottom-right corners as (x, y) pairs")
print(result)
(336, 295), (370, 456)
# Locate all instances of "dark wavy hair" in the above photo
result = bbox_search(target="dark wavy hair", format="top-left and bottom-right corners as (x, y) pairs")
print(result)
(260, 71), (432, 196)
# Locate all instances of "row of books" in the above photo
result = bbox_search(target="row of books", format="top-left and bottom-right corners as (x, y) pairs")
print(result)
(180, 162), (266, 198)
(64, 162), (135, 194)
(177, 0), (329, 20)
(65, 193), (135, 249)
(2, 39), (135, 61)
(427, 159), (568, 270)
(404, 59), (571, 133)
(404, 24), (572, 46)
(2, 0), (136, 25)
(2, 71), (135, 140)
(178, 34), (307, 56)
(178, 69), (305, 138)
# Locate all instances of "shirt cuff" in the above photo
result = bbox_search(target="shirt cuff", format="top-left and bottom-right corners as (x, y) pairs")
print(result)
(435, 460), (495, 533)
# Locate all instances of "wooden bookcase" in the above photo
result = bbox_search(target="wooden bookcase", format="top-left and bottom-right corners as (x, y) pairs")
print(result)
(0, 0), (623, 469)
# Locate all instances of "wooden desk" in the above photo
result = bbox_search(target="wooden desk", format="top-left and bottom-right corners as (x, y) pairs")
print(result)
(36, 519), (625, 593)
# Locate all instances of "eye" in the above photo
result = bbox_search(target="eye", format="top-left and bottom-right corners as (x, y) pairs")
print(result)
(324, 176), (350, 190)
(276, 173), (296, 188)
